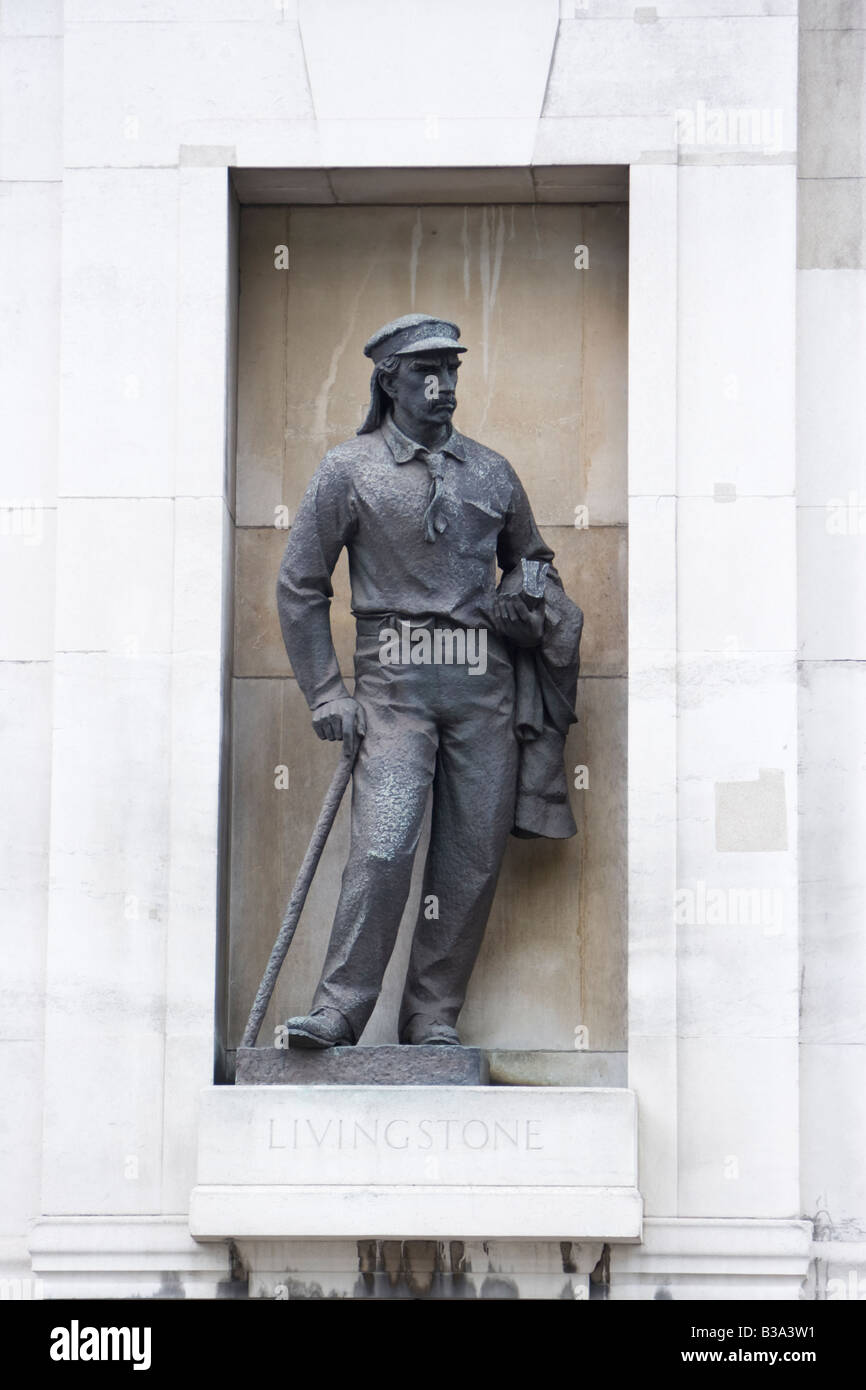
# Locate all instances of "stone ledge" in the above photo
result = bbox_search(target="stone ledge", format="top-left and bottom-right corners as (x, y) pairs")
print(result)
(28, 1218), (233, 1300)
(227, 1048), (626, 1088)
(488, 1050), (626, 1087)
(609, 1218), (813, 1301)
(236, 1044), (489, 1086)
(191, 1185), (643, 1243)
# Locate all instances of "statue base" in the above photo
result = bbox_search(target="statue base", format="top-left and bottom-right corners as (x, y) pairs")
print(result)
(236, 1044), (489, 1086)
(190, 1083), (642, 1242)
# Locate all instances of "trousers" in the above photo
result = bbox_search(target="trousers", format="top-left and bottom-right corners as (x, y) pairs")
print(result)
(312, 618), (518, 1041)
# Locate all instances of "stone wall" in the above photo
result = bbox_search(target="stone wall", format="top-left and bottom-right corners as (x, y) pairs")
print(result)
(796, 0), (866, 1295)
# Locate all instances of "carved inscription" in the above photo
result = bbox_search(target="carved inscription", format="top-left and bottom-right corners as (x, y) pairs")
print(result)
(268, 1116), (544, 1152)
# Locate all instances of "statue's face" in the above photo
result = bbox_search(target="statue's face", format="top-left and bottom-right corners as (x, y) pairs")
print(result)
(384, 351), (461, 431)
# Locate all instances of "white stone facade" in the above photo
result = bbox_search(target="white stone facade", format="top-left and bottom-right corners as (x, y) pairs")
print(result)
(0, 0), (862, 1300)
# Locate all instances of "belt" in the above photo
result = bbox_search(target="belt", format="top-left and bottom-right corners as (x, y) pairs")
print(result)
(355, 613), (472, 635)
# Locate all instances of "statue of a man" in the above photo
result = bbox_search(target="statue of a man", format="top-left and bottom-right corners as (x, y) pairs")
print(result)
(277, 313), (581, 1049)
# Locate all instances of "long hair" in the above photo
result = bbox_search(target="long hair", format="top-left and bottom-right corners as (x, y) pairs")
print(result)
(357, 354), (401, 434)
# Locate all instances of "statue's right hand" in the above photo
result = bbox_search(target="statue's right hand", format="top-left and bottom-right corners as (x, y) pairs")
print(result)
(312, 697), (367, 758)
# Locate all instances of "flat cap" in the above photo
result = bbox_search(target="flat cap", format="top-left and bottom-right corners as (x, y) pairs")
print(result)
(363, 313), (467, 365)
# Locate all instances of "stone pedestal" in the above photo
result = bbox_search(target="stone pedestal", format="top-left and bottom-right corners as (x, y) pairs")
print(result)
(190, 1084), (642, 1242)
(236, 1044), (489, 1086)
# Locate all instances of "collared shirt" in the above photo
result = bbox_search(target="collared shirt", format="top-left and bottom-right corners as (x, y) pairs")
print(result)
(379, 411), (467, 468)
(277, 414), (556, 708)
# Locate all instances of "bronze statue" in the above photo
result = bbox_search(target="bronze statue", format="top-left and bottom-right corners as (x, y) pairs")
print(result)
(275, 313), (582, 1049)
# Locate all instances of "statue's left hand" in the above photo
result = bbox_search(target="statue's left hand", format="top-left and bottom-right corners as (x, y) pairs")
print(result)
(491, 592), (544, 648)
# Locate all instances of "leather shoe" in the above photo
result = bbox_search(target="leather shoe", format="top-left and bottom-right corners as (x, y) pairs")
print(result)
(401, 1016), (461, 1047)
(283, 1007), (354, 1049)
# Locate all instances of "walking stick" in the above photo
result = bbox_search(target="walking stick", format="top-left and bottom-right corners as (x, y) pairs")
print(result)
(240, 740), (359, 1049)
